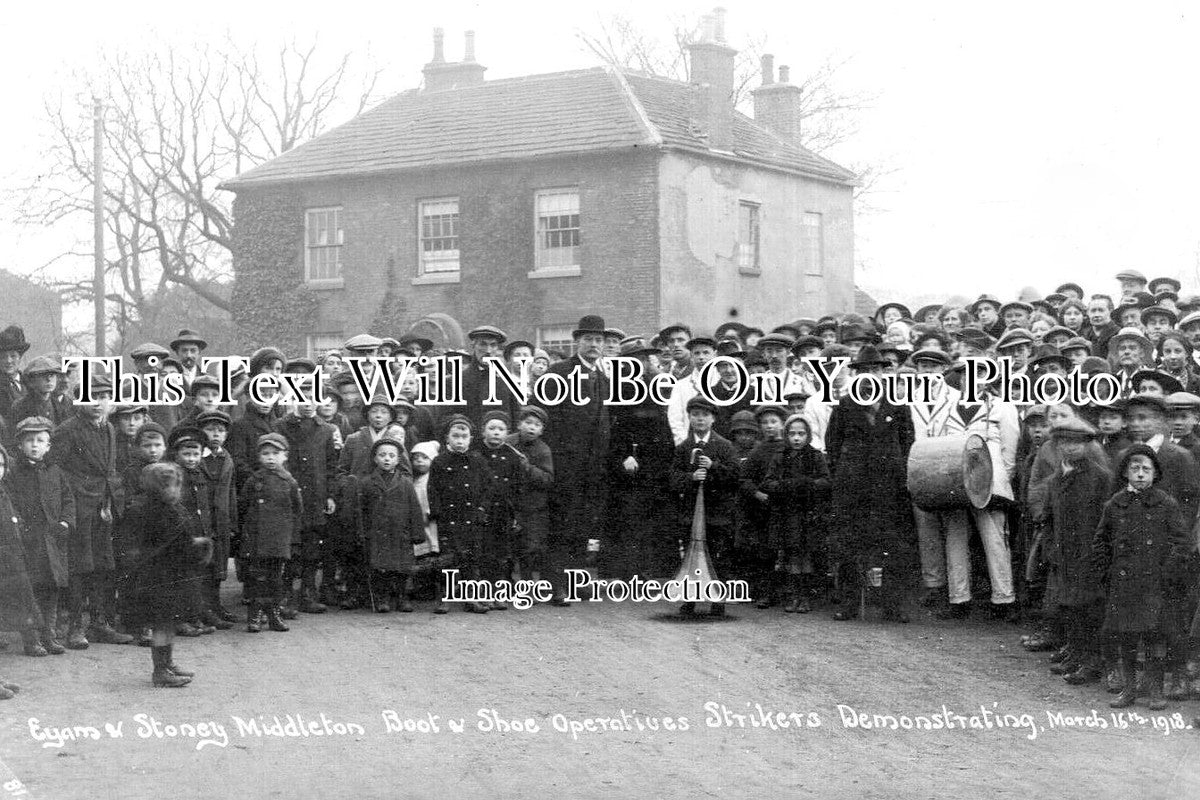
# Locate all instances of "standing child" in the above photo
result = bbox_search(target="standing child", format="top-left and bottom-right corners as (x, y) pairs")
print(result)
(410, 442), (440, 560)
(668, 397), (739, 617)
(427, 415), (490, 614)
(168, 426), (220, 635)
(728, 411), (760, 467)
(120, 463), (212, 688)
(1097, 401), (1131, 466)
(1091, 444), (1190, 709)
(6, 417), (75, 656)
(1042, 418), (1112, 685)
(506, 407), (554, 586)
(111, 405), (148, 476)
(0, 442), (35, 697)
(360, 437), (426, 612)
(238, 434), (302, 633)
(737, 406), (789, 609)
(760, 415), (830, 614)
(197, 411), (238, 628)
(475, 411), (525, 610)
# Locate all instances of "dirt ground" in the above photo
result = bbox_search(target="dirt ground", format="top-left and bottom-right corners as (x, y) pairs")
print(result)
(1, 587), (1198, 800)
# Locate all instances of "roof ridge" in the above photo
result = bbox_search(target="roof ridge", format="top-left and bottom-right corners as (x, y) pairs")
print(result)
(604, 65), (663, 147)
(731, 108), (856, 181)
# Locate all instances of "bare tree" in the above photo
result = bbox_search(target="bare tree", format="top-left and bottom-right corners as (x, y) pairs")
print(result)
(14, 38), (383, 348)
(576, 13), (885, 193)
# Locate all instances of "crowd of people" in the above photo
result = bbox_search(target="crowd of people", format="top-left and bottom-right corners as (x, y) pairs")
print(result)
(0, 268), (1197, 712)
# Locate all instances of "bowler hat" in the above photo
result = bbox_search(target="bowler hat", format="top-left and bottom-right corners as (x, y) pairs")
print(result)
(0, 325), (31, 355)
(849, 345), (890, 369)
(169, 329), (207, 351)
(572, 315), (606, 338)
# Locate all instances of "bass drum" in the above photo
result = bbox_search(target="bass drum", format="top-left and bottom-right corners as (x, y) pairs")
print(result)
(906, 433), (992, 511)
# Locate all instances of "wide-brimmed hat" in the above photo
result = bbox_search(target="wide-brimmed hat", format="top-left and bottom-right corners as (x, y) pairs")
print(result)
(0, 325), (31, 355)
(169, 329), (207, 351)
(1130, 369), (1184, 396)
(874, 302), (912, 322)
(913, 304), (944, 323)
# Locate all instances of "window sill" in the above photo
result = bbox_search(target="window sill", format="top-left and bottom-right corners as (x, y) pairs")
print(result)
(306, 279), (344, 290)
(738, 266), (762, 277)
(411, 272), (461, 286)
(527, 266), (582, 279)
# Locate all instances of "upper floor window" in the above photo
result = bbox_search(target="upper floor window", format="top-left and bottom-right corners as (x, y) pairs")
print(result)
(536, 324), (575, 357)
(305, 207), (343, 282)
(535, 189), (580, 270)
(737, 201), (761, 270)
(419, 198), (460, 273)
(802, 211), (824, 276)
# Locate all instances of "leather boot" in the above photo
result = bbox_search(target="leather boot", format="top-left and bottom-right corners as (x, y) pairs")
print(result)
(164, 644), (194, 678)
(1146, 662), (1168, 711)
(22, 630), (47, 658)
(200, 609), (233, 631)
(300, 568), (328, 614)
(1110, 652), (1138, 708)
(151, 647), (190, 688)
(1164, 663), (1191, 700)
(89, 618), (134, 645)
(39, 629), (65, 656)
(66, 619), (89, 650)
(280, 588), (299, 620)
(267, 604), (290, 632)
(246, 602), (263, 633)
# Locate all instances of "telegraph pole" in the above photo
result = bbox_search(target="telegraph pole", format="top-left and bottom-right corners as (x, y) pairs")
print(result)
(93, 97), (105, 355)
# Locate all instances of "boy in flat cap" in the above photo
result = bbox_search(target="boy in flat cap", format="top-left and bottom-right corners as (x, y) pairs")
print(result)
(52, 375), (131, 648)
(475, 410), (525, 609)
(6, 416), (75, 656)
(668, 396), (739, 617)
(11, 356), (71, 434)
(198, 410), (238, 626)
(238, 433), (302, 632)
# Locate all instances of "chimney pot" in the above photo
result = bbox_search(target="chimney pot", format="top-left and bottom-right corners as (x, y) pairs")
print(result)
(761, 54), (775, 85)
(432, 28), (445, 63)
(779, 65), (790, 83)
(464, 30), (476, 62)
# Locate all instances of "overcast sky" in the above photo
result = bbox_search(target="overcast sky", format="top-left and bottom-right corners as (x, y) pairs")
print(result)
(2, 0), (1197, 311)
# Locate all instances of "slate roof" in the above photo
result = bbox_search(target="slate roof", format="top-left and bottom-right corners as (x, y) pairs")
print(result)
(222, 67), (856, 190)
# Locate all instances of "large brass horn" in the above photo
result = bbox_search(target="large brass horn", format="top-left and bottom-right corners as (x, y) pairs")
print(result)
(672, 480), (721, 599)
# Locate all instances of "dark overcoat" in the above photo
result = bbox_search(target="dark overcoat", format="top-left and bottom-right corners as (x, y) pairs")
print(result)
(761, 444), (831, 558)
(1111, 441), (1200, 527)
(543, 356), (610, 549)
(737, 438), (787, 551)
(1090, 486), (1190, 634)
(238, 467), (303, 560)
(273, 414), (337, 536)
(118, 495), (205, 627)
(0, 484), (38, 629)
(6, 457), (74, 587)
(201, 449), (237, 581)
(11, 392), (73, 431)
(361, 470), (426, 573)
(427, 449), (490, 559)
(825, 397), (915, 561)
(51, 414), (122, 573)
(668, 431), (739, 566)
(506, 433), (553, 553)
(228, 406), (275, 489)
(1044, 457), (1111, 609)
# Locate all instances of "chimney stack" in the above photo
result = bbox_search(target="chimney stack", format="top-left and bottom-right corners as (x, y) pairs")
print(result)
(431, 28), (445, 63)
(423, 27), (487, 91)
(753, 55), (803, 148)
(686, 7), (737, 149)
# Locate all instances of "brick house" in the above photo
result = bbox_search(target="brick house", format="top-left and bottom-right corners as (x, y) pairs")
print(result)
(223, 19), (856, 356)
